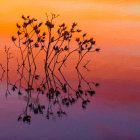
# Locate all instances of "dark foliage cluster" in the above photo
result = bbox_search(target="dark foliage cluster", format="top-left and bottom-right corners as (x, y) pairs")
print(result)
(3, 14), (100, 124)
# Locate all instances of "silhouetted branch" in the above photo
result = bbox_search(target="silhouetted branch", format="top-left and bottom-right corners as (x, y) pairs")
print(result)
(4, 14), (100, 124)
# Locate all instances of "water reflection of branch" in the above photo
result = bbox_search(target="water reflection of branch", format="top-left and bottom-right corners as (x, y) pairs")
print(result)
(6, 64), (99, 124)
(5, 46), (13, 97)
(0, 64), (5, 81)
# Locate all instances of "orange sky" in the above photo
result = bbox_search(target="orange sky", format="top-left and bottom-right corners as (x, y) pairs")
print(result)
(0, 0), (140, 23)
(0, 0), (140, 39)
(0, 0), (140, 82)
(0, 0), (140, 46)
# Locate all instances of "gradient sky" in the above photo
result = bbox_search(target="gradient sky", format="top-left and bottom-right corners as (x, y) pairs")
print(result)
(0, 0), (140, 24)
(0, 0), (140, 82)
(0, 0), (140, 52)
(0, 2), (140, 137)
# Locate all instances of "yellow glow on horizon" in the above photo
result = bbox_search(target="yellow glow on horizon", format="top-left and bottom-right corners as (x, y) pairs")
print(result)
(0, 0), (140, 41)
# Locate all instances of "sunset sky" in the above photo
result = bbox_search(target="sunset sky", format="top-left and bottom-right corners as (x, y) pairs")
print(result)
(0, 0), (140, 29)
(0, 1), (140, 139)
(0, 0), (140, 82)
